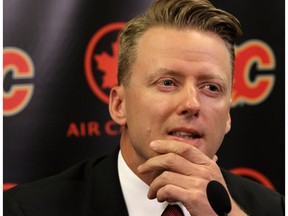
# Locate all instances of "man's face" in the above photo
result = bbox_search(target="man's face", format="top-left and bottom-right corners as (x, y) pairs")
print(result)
(115, 26), (232, 164)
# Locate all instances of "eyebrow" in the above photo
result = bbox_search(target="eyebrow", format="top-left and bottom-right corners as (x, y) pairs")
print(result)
(149, 68), (229, 81)
(198, 73), (229, 83)
(147, 68), (182, 82)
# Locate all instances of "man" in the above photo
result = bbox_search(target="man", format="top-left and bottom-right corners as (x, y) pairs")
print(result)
(4, 0), (284, 215)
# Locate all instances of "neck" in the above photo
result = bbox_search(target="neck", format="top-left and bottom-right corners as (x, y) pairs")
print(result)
(120, 133), (158, 185)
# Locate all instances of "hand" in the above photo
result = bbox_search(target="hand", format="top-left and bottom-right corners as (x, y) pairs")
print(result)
(137, 140), (247, 216)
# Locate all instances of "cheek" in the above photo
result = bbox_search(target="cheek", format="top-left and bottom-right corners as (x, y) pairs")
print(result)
(129, 101), (171, 142)
(204, 102), (231, 139)
(213, 108), (230, 132)
(207, 99), (230, 122)
(202, 106), (230, 158)
(128, 90), (170, 116)
(125, 92), (156, 129)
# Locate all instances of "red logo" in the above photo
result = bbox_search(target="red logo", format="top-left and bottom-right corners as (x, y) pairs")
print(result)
(230, 167), (275, 190)
(3, 47), (35, 116)
(232, 40), (275, 107)
(84, 22), (125, 104)
(3, 183), (17, 191)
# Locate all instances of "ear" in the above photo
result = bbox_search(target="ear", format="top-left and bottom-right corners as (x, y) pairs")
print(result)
(225, 112), (231, 134)
(225, 99), (232, 134)
(109, 85), (127, 126)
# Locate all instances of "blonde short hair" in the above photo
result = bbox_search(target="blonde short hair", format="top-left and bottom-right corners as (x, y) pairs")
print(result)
(118, 0), (242, 86)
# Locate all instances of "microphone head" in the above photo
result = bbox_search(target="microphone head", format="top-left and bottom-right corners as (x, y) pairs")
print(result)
(206, 180), (231, 215)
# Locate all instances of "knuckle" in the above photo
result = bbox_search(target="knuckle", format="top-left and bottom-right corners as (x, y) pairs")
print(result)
(166, 152), (177, 165)
(194, 168), (210, 180)
(161, 171), (171, 181)
(182, 145), (192, 155)
(162, 184), (174, 197)
(201, 170), (212, 180)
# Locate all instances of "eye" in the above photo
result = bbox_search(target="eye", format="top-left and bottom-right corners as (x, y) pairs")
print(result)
(204, 84), (219, 92)
(201, 84), (223, 97)
(155, 78), (178, 92)
(160, 79), (175, 87)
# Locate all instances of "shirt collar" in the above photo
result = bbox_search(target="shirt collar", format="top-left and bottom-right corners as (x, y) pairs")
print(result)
(117, 150), (189, 216)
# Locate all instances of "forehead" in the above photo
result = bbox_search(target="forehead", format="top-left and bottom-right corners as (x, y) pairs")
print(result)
(134, 26), (232, 80)
(141, 27), (229, 57)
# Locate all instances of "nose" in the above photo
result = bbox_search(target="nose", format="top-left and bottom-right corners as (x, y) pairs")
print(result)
(176, 85), (200, 118)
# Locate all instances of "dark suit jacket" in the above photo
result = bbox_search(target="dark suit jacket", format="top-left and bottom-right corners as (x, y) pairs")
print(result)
(4, 147), (285, 216)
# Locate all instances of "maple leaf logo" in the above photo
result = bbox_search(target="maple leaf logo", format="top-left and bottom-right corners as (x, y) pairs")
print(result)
(85, 22), (125, 104)
(94, 40), (118, 89)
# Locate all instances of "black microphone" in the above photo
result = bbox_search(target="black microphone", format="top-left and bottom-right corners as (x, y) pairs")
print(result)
(206, 180), (231, 216)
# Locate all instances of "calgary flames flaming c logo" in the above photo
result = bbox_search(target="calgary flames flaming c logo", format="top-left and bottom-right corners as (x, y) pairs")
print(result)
(233, 40), (275, 107)
(3, 47), (35, 116)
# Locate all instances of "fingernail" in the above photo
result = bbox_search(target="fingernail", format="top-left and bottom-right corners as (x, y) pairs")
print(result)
(137, 165), (143, 173)
(150, 140), (159, 149)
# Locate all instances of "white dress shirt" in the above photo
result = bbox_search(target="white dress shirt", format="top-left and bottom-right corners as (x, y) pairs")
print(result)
(118, 150), (190, 216)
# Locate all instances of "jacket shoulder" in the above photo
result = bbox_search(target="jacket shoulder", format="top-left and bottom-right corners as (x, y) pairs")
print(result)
(221, 168), (285, 215)
(4, 155), (107, 215)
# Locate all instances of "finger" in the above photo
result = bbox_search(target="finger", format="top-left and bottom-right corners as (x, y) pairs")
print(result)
(150, 140), (211, 165)
(138, 153), (224, 192)
(137, 152), (197, 175)
(212, 155), (218, 162)
(154, 183), (187, 203)
(147, 171), (196, 199)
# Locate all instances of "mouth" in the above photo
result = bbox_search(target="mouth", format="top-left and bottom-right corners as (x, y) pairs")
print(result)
(168, 131), (201, 140)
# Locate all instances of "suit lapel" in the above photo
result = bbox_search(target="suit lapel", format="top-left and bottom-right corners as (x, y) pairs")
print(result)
(90, 147), (129, 216)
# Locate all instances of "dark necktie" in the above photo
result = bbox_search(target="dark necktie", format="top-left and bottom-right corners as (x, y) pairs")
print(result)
(161, 204), (184, 216)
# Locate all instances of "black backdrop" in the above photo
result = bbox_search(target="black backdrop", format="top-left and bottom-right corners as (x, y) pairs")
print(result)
(3, 0), (285, 195)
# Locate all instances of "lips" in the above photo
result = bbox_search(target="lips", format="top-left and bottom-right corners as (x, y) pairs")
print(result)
(168, 125), (202, 141)
(167, 129), (202, 147)
(168, 131), (201, 140)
